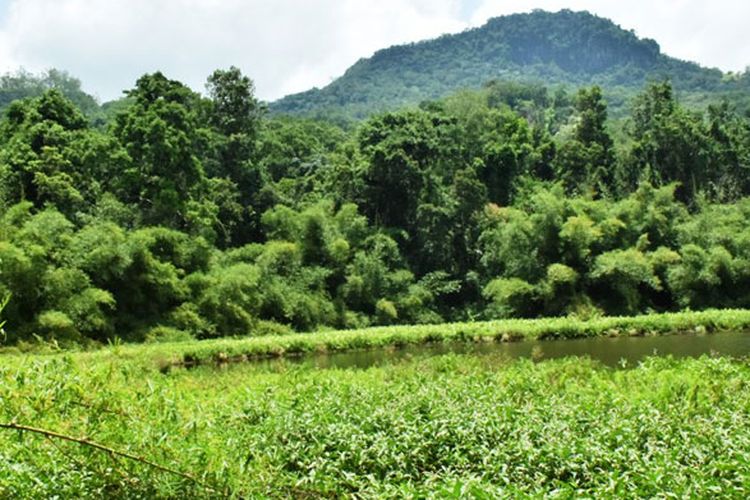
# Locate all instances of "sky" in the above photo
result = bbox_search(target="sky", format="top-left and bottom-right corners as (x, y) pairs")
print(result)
(0, 0), (747, 103)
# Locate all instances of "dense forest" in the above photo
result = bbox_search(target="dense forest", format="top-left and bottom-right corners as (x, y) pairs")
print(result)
(0, 58), (749, 347)
(272, 10), (750, 121)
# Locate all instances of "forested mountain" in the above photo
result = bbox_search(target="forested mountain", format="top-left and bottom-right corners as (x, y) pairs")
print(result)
(271, 9), (750, 120)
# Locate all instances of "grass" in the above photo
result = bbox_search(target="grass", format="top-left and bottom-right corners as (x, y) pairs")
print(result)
(5, 308), (749, 371)
(3, 309), (750, 497)
(2, 351), (750, 497)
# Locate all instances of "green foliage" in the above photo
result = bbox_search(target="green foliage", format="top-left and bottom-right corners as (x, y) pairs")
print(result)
(624, 82), (711, 202)
(0, 62), (749, 345)
(476, 182), (700, 318)
(0, 69), (99, 117)
(205, 66), (262, 140)
(3, 332), (750, 495)
(357, 110), (452, 229)
(0, 90), (117, 217)
(483, 277), (538, 317)
(667, 199), (750, 308)
(590, 248), (660, 314)
(113, 72), (208, 228)
(189, 263), (262, 337)
(555, 86), (615, 194)
(0, 208), (104, 342)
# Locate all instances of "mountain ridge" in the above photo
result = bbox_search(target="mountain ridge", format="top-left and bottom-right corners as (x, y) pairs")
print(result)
(270, 9), (748, 120)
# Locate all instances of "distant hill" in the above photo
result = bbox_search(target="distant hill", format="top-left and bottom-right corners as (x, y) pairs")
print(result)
(0, 69), (100, 116)
(270, 9), (750, 120)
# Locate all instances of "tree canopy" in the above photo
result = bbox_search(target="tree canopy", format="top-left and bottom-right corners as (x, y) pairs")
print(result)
(1, 66), (750, 346)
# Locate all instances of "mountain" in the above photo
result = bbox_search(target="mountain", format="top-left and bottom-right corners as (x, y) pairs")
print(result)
(270, 9), (750, 120)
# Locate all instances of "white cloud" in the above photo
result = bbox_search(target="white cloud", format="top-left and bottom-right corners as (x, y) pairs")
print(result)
(0, 0), (747, 103)
(0, 0), (465, 101)
(0, 32), (18, 74)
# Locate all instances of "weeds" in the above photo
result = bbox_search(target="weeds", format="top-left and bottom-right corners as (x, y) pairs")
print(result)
(2, 344), (750, 497)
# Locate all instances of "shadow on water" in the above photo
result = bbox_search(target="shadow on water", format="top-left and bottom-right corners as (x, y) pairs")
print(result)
(200, 330), (750, 373)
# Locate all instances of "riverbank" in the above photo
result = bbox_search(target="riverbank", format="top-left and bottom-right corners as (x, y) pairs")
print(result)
(4, 310), (750, 496)
(4, 309), (750, 371)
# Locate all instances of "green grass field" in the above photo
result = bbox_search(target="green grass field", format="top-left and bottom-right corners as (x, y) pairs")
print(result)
(2, 310), (750, 497)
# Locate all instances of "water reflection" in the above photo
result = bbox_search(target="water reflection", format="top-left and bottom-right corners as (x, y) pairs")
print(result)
(205, 330), (750, 373)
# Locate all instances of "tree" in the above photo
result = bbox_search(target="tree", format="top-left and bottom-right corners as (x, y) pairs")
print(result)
(113, 72), (206, 228)
(204, 67), (262, 181)
(0, 90), (112, 217)
(206, 67), (262, 139)
(0, 68), (99, 117)
(555, 86), (614, 195)
(704, 101), (750, 199)
(358, 110), (448, 230)
(623, 82), (710, 202)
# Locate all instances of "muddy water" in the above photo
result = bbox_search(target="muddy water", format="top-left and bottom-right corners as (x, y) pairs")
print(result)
(235, 330), (750, 371)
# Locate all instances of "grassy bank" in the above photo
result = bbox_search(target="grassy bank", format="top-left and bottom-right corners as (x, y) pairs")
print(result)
(6, 308), (747, 370)
(2, 352), (750, 497)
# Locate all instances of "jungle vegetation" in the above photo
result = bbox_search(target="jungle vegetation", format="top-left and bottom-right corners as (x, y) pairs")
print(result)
(0, 59), (749, 347)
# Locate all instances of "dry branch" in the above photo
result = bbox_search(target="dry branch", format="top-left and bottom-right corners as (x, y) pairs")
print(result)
(0, 422), (213, 491)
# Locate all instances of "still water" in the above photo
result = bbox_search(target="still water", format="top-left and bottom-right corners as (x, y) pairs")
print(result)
(222, 330), (750, 372)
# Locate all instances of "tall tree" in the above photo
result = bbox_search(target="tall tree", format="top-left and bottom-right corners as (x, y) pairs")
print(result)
(113, 72), (206, 228)
(205, 67), (263, 175)
(623, 82), (709, 202)
(357, 110), (450, 231)
(0, 90), (111, 216)
(203, 67), (267, 244)
(555, 86), (615, 195)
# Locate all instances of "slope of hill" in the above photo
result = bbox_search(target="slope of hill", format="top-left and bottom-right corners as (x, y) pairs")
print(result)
(270, 9), (749, 120)
(0, 69), (100, 117)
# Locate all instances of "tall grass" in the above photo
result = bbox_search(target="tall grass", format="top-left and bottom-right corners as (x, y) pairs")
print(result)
(2, 351), (750, 496)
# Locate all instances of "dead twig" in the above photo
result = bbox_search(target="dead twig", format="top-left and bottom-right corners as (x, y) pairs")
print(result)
(0, 422), (215, 493)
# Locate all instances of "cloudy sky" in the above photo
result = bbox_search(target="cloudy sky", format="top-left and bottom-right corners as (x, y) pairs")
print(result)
(0, 0), (747, 103)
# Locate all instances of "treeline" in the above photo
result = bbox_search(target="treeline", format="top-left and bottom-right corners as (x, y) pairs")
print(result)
(1, 67), (749, 345)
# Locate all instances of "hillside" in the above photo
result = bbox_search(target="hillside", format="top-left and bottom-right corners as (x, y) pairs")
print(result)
(270, 9), (750, 120)
(0, 69), (100, 116)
